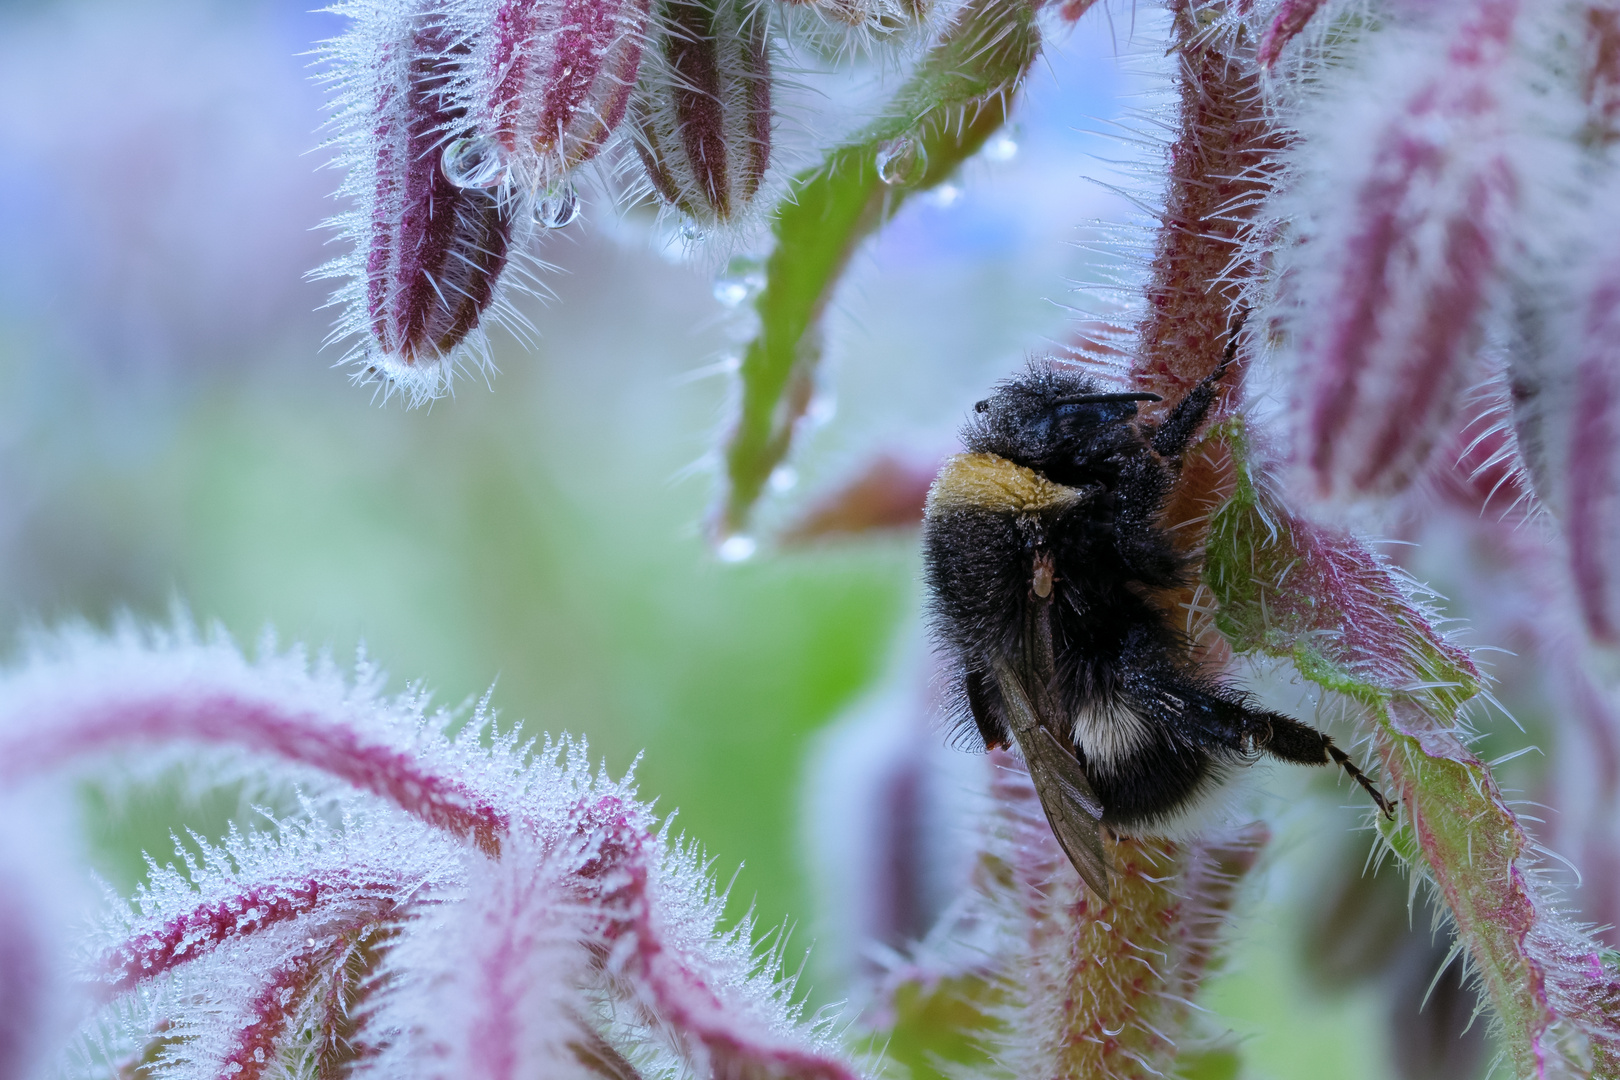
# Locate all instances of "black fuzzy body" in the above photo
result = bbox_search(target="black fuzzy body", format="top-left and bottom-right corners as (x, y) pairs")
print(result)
(923, 362), (1379, 832)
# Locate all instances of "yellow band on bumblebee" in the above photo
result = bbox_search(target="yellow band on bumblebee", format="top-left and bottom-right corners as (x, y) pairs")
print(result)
(926, 453), (1087, 516)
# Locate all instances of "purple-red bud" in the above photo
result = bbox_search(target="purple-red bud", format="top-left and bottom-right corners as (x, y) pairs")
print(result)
(473, 0), (651, 183)
(631, 0), (772, 225)
(1567, 267), (1620, 642)
(322, 6), (517, 402)
(1298, 0), (1520, 498)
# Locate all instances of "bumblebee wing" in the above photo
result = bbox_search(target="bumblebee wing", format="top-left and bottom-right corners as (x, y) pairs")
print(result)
(1027, 725), (1112, 901)
(991, 658), (1111, 901)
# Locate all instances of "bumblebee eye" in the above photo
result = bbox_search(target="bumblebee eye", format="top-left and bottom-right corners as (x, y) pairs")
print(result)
(1056, 400), (1135, 426)
(974, 399), (990, 414)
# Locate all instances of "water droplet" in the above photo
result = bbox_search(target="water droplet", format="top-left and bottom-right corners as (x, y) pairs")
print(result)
(717, 535), (756, 562)
(769, 465), (798, 493)
(876, 134), (927, 186)
(534, 183), (581, 229)
(680, 221), (708, 242)
(807, 394), (837, 427)
(712, 256), (766, 306)
(983, 132), (1018, 162)
(440, 137), (508, 190)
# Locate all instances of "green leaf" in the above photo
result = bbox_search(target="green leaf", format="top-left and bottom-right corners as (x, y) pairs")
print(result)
(1196, 425), (1620, 1076)
(871, 973), (1003, 1079)
(714, 0), (1043, 537)
(1200, 420), (1478, 714)
(1173, 1045), (1243, 1080)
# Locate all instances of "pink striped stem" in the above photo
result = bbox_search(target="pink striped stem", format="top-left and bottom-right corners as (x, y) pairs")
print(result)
(0, 690), (507, 854)
(221, 945), (339, 1080)
(582, 797), (861, 1080)
(1304, 0), (1520, 498)
(220, 923), (386, 1080)
(1131, 1), (1283, 413)
(1056, 0), (1101, 20)
(100, 868), (414, 993)
(1567, 270), (1620, 642)
(457, 856), (595, 1080)
(1430, 384), (1533, 516)
(1258, 0), (1329, 67)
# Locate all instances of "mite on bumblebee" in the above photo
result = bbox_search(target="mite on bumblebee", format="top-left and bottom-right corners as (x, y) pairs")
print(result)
(922, 319), (1393, 899)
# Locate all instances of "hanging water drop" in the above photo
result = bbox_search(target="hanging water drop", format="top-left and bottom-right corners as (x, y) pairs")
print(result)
(680, 221), (708, 242)
(983, 132), (1019, 163)
(440, 137), (508, 189)
(875, 134), (927, 186)
(717, 534), (757, 562)
(712, 256), (766, 306)
(768, 465), (798, 493)
(807, 394), (837, 427)
(534, 184), (581, 229)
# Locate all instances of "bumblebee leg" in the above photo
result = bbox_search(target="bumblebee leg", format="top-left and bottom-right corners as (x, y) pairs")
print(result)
(965, 668), (1010, 751)
(1119, 656), (1273, 756)
(1264, 713), (1397, 817)
(1150, 308), (1248, 461)
(1119, 652), (1397, 817)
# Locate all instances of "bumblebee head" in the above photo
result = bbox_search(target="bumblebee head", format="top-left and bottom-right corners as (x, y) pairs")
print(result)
(962, 367), (1160, 479)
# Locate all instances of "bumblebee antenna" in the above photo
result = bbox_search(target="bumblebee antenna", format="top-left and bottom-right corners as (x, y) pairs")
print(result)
(1053, 391), (1164, 406)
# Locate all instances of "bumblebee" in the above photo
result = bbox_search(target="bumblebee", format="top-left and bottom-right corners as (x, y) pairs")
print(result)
(922, 328), (1392, 899)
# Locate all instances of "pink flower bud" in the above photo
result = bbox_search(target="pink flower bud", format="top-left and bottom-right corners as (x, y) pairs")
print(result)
(1298, 0), (1520, 498)
(778, 453), (938, 544)
(320, 5), (517, 404)
(471, 0), (651, 183)
(630, 0), (772, 225)
(1567, 267), (1620, 642)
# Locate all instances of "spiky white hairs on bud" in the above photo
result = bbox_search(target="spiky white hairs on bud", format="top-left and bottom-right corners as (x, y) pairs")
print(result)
(80, 809), (464, 1080)
(453, 0), (653, 194)
(314, 0), (540, 407)
(1260, 0), (1520, 500)
(629, 0), (775, 229)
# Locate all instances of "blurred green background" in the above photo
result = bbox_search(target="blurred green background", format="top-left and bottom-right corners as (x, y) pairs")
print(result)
(0, 1), (1527, 1077)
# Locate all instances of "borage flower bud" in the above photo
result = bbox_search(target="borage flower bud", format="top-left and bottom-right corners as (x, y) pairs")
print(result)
(630, 0), (772, 226)
(1296, 0), (1520, 498)
(468, 0), (651, 185)
(1566, 263), (1620, 642)
(320, 4), (517, 404)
